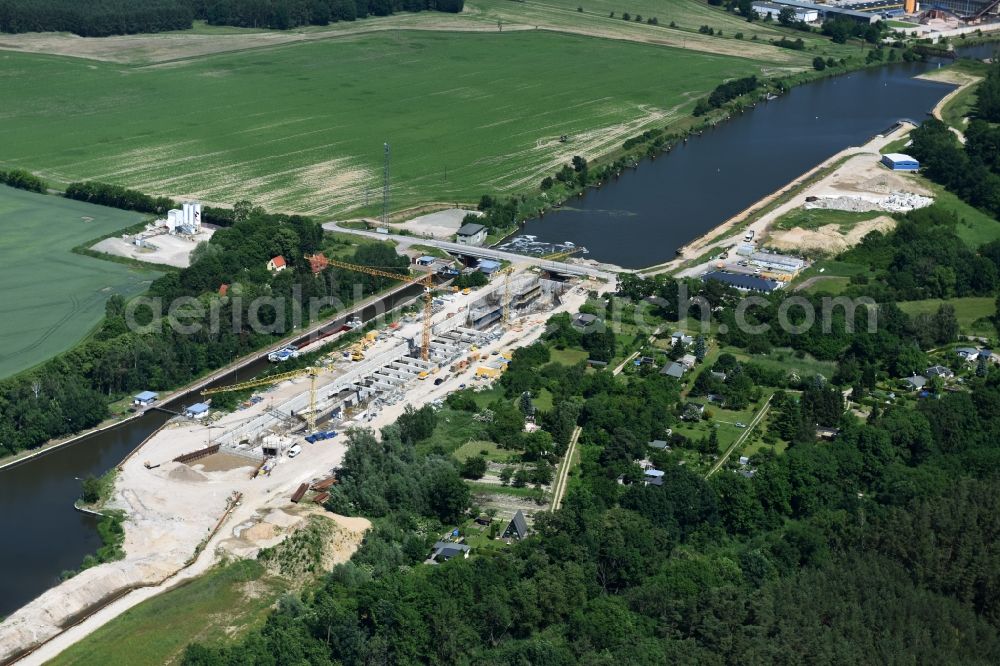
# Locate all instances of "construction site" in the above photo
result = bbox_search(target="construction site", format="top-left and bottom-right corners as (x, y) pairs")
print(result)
(0, 260), (600, 661)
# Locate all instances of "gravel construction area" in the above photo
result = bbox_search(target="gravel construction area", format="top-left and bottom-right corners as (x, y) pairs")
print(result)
(91, 229), (214, 268)
(768, 216), (896, 255)
(402, 208), (480, 240)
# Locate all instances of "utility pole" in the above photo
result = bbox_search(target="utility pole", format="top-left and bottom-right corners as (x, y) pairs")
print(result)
(382, 142), (390, 228)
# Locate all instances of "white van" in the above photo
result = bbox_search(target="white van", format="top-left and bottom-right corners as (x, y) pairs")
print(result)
(288, 444), (302, 458)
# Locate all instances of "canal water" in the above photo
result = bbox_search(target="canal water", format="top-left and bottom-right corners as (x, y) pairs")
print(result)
(0, 285), (422, 617)
(509, 60), (959, 268)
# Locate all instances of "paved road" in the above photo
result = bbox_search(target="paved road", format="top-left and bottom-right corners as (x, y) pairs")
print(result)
(323, 221), (618, 282)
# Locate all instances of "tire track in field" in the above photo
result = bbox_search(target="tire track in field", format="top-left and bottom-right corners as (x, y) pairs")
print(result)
(0, 294), (82, 363)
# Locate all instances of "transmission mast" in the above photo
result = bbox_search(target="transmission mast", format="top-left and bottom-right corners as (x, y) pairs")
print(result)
(382, 142), (390, 227)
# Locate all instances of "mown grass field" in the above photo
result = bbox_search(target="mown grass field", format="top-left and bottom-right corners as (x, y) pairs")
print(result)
(48, 561), (285, 666)
(0, 186), (160, 379)
(0, 30), (765, 218)
(898, 296), (996, 338)
(773, 207), (884, 231)
(926, 184), (1000, 248)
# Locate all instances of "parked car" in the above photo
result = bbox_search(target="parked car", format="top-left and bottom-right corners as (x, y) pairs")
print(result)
(288, 444), (302, 458)
(434, 377), (444, 385)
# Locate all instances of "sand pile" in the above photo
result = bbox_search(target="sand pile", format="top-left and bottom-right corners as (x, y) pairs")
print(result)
(166, 463), (209, 483)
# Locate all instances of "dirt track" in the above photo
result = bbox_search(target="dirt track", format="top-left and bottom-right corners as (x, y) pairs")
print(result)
(0, 5), (804, 66)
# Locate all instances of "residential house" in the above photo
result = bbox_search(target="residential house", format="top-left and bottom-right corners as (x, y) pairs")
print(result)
(903, 375), (927, 391)
(956, 347), (980, 361)
(647, 439), (670, 451)
(502, 510), (530, 541)
(815, 426), (840, 440)
(572, 312), (599, 330)
(218, 283), (229, 296)
(925, 365), (954, 379)
(430, 541), (471, 562)
(671, 331), (694, 346)
(267, 255), (287, 272)
(661, 362), (686, 379)
(679, 354), (697, 369)
(710, 371), (727, 382)
(643, 468), (665, 487)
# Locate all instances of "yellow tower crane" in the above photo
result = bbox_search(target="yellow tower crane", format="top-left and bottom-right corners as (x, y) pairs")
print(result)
(201, 366), (322, 430)
(325, 258), (434, 361)
(540, 246), (583, 262)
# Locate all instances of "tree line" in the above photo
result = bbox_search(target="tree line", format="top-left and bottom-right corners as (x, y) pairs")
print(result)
(65, 181), (236, 226)
(0, 0), (464, 36)
(694, 75), (759, 116)
(196, 0), (463, 28)
(0, 0), (193, 37)
(0, 168), (46, 193)
(906, 93), (1000, 223)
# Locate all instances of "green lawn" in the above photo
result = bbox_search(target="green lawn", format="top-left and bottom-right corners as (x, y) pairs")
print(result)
(467, 481), (545, 498)
(898, 297), (996, 338)
(549, 348), (590, 366)
(926, 183), (1000, 248)
(672, 397), (767, 454)
(48, 561), (285, 666)
(416, 408), (485, 456)
(940, 81), (978, 130)
(453, 439), (515, 463)
(0, 186), (160, 379)
(773, 207), (883, 232)
(802, 275), (851, 295)
(0, 30), (763, 218)
(723, 346), (837, 380)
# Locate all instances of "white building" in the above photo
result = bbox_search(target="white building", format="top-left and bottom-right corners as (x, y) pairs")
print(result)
(455, 222), (487, 246)
(752, 2), (819, 21)
(749, 251), (806, 273)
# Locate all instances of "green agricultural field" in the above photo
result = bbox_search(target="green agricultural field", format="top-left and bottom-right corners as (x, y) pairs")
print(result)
(0, 186), (160, 379)
(898, 297), (996, 338)
(48, 561), (285, 666)
(0, 30), (767, 218)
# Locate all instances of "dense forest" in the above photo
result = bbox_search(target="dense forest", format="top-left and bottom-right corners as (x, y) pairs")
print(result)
(907, 63), (1000, 221)
(180, 286), (1000, 664)
(0, 0), (193, 37)
(0, 0), (463, 36)
(0, 201), (408, 457)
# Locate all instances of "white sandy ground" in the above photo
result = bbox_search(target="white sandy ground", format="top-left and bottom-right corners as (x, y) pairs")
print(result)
(3, 268), (601, 665)
(401, 208), (480, 240)
(91, 229), (214, 268)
